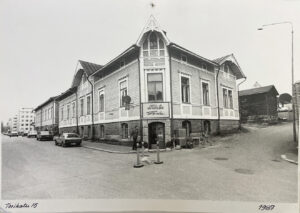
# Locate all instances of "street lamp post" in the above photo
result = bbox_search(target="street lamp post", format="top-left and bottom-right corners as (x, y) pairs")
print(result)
(258, 21), (296, 142)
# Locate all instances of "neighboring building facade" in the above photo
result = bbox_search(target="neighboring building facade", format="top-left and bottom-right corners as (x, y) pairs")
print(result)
(58, 60), (102, 138)
(8, 115), (18, 132)
(58, 16), (246, 147)
(239, 85), (279, 123)
(34, 96), (59, 134)
(17, 107), (35, 133)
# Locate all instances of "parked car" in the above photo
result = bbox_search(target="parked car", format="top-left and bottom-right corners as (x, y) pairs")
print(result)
(37, 131), (53, 141)
(9, 131), (18, 137)
(22, 131), (29, 137)
(27, 130), (37, 138)
(54, 133), (82, 147)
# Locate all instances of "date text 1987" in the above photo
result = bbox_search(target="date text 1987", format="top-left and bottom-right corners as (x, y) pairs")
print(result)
(259, 205), (275, 210)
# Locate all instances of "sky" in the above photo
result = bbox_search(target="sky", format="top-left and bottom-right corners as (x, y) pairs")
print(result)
(0, 0), (300, 123)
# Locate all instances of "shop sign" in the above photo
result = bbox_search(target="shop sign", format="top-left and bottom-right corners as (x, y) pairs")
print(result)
(143, 103), (169, 118)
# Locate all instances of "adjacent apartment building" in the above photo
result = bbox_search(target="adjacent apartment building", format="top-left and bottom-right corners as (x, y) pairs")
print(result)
(57, 16), (246, 148)
(18, 107), (35, 133)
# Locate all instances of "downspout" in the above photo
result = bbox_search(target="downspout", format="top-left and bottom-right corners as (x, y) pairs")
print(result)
(168, 46), (174, 141)
(216, 66), (221, 135)
(237, 77), (247, 129)
(87, 73), (95, 141)
(137, 48), (143, 142)
(75, 90), (79, 134)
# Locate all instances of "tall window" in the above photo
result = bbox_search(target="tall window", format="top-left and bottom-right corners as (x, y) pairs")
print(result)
(228, 90), (233, 109)
(120, 80), (127, 107)
(143, 33), (164, 57)
(181, 77), (190, 103)
(148, 73), (163, 101)
(223, 88), (233, 109)
(72, 102), (76, 118)
(87, 96), (91, 115)
(121, 123), (128, 139)
(80, 99), (84, 116)
(202, 82), (210, 106)
(61, 107), (64, 121)
(223, 88), (228, 108)
(99, 93), (104, 112)
(67, 105), (70, 119)
(100, 125), (105, 138)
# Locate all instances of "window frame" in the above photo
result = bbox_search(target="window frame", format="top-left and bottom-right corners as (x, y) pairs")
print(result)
(121, 123), (129, 139)
(119, 78), (128, 108)
(86, 95), (91, 115)
(98, 89), (105, 112)
(222, 87), (234, 109)
(181, 54), (187, 63)
(80, 98), (84, 116)
(201, 79), (211, 106)
(147, 72), (164, 102)
(181, 76), (190, 103)
(142, 32), (165, 57)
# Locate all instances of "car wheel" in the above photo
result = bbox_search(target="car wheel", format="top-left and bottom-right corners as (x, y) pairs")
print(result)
(77, 143), (81, 147)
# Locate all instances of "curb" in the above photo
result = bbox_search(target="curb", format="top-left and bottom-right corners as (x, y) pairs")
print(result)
(82, 145), (171, 154)
(280, 154), (298, 165)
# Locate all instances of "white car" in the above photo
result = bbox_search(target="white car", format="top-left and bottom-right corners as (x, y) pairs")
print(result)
(27, 130), (37, 138)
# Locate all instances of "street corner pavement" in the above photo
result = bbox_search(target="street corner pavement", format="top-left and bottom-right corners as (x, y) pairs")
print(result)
(281, 152), (298, 164)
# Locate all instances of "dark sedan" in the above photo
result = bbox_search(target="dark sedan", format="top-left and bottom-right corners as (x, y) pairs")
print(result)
(54, 133), (82, 147)
(37, 131), (53, 141)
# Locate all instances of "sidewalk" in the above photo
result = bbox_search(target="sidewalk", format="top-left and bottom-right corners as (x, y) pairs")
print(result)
(82, 141), (134, 154)
(281, 152), (298, 164)
(81, 141), (172, 154)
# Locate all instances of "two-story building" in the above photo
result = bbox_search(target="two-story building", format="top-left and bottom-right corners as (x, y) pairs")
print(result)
(57, 60), (102, 139)
(34, 96), (59, 134)
(57, 16), (245, 148)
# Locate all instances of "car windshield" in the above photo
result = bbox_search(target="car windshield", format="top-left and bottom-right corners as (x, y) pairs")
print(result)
(40, 131), (50, 135)
(67, 134), (79, 138)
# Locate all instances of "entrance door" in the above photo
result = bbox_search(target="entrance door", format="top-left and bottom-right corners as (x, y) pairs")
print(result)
(148, 122), (165, 149)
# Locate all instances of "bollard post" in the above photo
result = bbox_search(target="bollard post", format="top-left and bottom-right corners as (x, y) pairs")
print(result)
(154, 139), (163, 164)
(134, 142), (144, 168)
(141, 141), (145, 157)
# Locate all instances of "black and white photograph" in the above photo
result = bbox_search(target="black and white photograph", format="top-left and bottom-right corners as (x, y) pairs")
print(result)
(0, 0), (299, 212)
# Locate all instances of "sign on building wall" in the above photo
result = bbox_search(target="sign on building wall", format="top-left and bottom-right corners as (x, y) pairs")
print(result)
(142, 102), (169, 118)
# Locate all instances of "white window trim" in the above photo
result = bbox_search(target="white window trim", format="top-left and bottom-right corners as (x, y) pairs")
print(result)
(79, 98), (84, 117)
(98, 89), (105, 113)
(145, 70), (165, 103)
(86, 94), (92, 115)
(222, 87), (234, 110)
(72, 101), (76, 118)
(200, 79), (211, 107)
(66, 104), (70, 120)
(118, 77), (128, 108)
(180, 72), (192, 105)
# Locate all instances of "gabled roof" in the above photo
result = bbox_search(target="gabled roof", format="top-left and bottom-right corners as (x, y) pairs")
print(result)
(213, 54), (246, 79)
(78, 60), (103, 76)
(239, 85), (279, 96)
(56, 87), (77, 102)
(213, 54), (232, 64)
(71, 60), (103, 87)
(169, 42), (218, 66)
(34, 96), (58, 111)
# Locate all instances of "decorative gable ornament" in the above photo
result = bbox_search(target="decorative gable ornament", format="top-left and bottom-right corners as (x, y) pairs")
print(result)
(136, 15), (170, 46)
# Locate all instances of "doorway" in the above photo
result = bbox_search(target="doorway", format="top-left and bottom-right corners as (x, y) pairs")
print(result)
(148, 122), (165, 149)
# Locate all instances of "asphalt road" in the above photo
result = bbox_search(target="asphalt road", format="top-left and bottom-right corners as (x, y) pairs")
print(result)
(1, 123), (298, 202)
